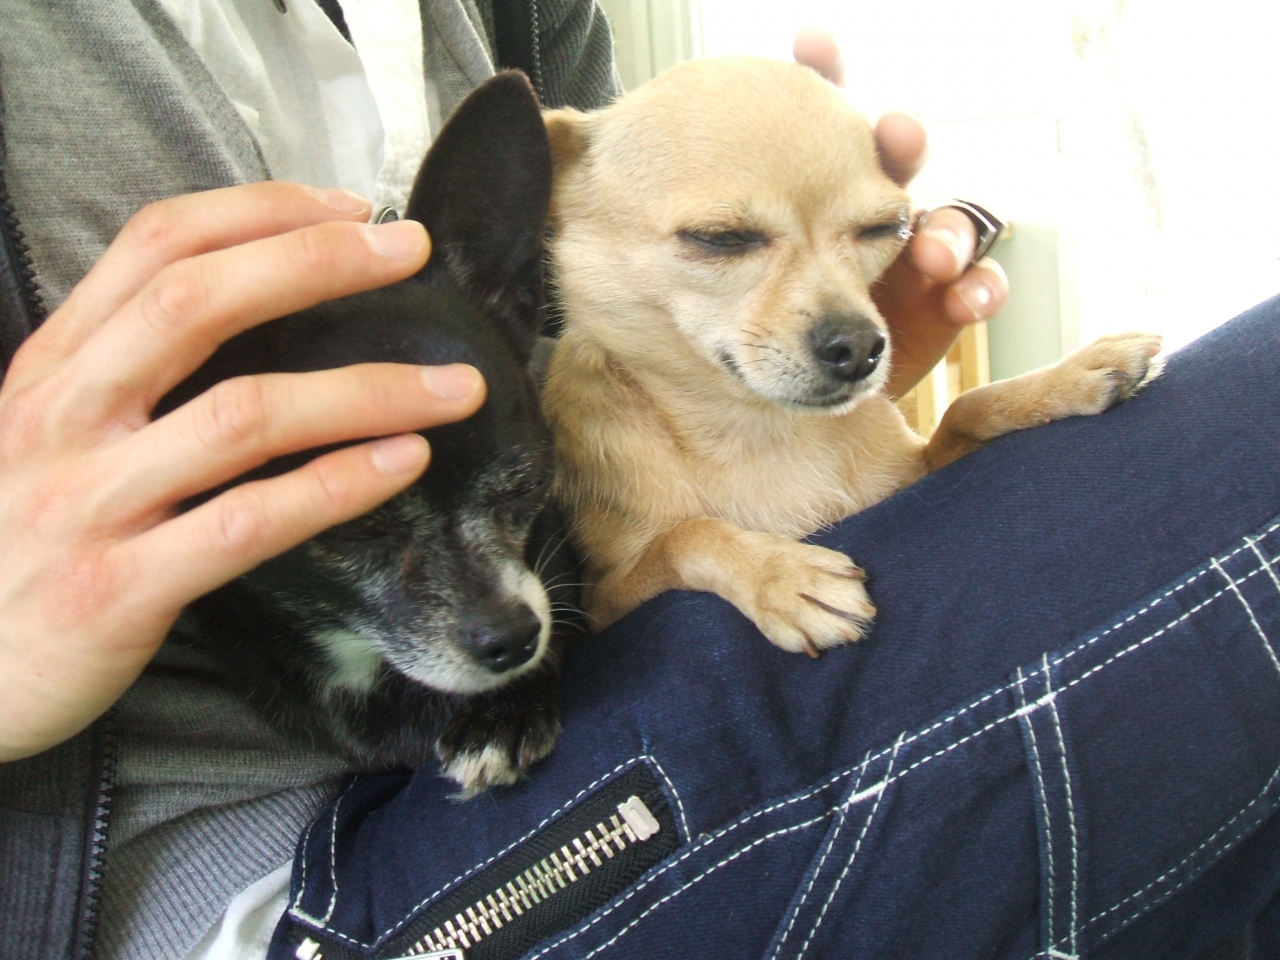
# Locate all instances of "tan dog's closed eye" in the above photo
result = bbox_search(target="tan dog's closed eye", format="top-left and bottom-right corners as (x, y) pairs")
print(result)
(542, 57), (1160, 655)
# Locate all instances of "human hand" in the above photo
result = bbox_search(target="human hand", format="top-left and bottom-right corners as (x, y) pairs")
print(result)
(0, 183), (487, 761)
(793, 28), (1009, 398)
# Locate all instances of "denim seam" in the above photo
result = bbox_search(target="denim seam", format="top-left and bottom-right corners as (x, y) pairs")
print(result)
(291, 779), (358, 927)
(524, 772), (861, 960)
(647, 754), (691, 840)
(542, 544), (1274, 960)
(794, 734), (906, 960)
(289, 756), (661, 946)
(1043, 657), (1080, 956)
(1017, 667), (1057, 949)
(1212, 557), (1280, 677)
(1247, 537), (1280, 595)
(292, 811), (318, 914)
(543, 532), (1278, 959)
(767, 752), (871, 960)
(1075, 757), (1280, 941)
(573, 813), (834, 960)
(793, 526), (1280, 807)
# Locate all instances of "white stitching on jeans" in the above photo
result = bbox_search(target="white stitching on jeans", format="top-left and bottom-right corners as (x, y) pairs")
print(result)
(1249, 537), (1280, 596)
(291, 778), (356, 928)
(768, 752), (871, 960)
(1211, 558), (1280, 677)
(647, 754), (691, 841)
(1043, 655), (1079, 955)
(297, 524), (1280, 951)
(524, 770), (859, 960)
(1073, 757), (1280, 940)
(558, 537), (1280, 960)
(292, 811), (318, 912)
(291, 756), (657, 945)
(793, 535), (1274, 814)
(1017, 667), (1056, 947)
(795, 734), (905, 960)
(536, 547), (1275, 960)
(576, 813), (834, 960)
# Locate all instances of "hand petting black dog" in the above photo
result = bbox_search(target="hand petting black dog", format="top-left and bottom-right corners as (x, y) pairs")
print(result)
(159, 72), (579, 796)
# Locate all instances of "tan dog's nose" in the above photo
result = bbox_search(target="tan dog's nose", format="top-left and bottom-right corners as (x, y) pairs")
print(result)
(809, 316), (885, 383)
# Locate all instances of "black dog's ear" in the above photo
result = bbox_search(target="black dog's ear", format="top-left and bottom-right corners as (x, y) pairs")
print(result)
(406, 71), (552, 362)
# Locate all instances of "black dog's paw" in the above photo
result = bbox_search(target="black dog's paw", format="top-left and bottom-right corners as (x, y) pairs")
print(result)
(436, 681), (562, 798)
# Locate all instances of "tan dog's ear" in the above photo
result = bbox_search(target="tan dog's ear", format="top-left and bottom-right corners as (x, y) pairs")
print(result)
(543, 108), (593, 174)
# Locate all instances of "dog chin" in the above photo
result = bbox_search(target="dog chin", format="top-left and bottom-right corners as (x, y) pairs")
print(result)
(801, 378), (883, 415)
(394, 625), (551, 696)
(743, 374), (885, 416)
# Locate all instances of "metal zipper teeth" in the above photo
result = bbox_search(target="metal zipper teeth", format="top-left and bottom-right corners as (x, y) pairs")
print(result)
(297, 795), (662, 960)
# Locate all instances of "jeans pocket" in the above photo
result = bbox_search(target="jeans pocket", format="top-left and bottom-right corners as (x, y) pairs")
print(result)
(527, 769), (851, 960)
(761, 703), (1041, 960)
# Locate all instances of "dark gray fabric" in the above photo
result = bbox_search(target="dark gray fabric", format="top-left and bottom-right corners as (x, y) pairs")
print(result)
(94, 643), (349, 960)
(532, 0), (622, 110)
(0, 729), (100, 960)
(0, 0), (269, 312)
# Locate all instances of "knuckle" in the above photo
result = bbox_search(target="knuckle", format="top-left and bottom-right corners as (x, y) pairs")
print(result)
(211, 488), (271, 555)
(123, 200), (185, 254)
(141, 262), (212, 335)
(196, 377), (271, 453)
(309, 455), (356, 513)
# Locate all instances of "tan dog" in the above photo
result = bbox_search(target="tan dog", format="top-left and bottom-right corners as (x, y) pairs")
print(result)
(541, 57), (1161, 655)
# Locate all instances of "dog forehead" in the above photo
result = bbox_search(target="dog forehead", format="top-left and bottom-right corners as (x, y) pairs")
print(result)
(593, 57), (889, 210)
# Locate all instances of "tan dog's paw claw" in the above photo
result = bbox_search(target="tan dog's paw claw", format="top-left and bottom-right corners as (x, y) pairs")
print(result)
(1056, 332), (1163, 416)
(750, 542), (875, 654)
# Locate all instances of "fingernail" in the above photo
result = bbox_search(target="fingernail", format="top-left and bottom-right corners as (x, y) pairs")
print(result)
(923, 225), (967, 269)
(957, 277), (995, 319)
(365, 220), (428, 260)
(422, 363), (483, 400)
(370, 434), (429, 474)
(308, 186), (370, 216)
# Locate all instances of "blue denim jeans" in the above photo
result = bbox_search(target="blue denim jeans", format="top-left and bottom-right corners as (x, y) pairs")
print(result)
(271, 296), (1280, 960)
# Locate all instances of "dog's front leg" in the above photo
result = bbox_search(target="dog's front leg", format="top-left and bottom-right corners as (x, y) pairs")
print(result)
(923, 332), (1163, 470)
(436, 659), (565, 798)
(589, 518), (875, 656)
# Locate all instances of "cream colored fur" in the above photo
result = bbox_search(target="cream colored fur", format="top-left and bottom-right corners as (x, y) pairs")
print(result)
(542, 57), (1161, 654)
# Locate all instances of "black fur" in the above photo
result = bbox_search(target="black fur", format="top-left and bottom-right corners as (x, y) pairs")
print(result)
(158, 73), (580, 787)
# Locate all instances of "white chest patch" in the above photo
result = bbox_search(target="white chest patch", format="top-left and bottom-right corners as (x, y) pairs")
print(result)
(312, 628), (385, 695)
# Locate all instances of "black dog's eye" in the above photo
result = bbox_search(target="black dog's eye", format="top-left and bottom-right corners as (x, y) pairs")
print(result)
(487, 472), (551, 528)
(679, 228), (770, 255)
(858, 213), (912, 243)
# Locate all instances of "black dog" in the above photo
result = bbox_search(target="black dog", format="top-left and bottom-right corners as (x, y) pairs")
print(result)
(158, 72), (578, 795)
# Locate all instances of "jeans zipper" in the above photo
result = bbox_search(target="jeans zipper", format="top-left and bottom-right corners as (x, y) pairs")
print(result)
(287, 764), (678, 960)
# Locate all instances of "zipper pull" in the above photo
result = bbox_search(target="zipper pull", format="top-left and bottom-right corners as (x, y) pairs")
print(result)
(617, 795), (661, 841)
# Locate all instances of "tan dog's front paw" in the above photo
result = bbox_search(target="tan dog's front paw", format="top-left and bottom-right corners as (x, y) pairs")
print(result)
(748, 541), (875, 656)
(1053, 332), (1164, 416)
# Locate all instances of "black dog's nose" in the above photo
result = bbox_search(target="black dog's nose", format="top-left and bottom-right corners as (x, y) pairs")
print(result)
(809, 316), (886, 383)
(460, 606), (542, 673)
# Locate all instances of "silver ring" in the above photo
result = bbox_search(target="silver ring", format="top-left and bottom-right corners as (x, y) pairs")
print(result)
(938, 199), (1006, 265)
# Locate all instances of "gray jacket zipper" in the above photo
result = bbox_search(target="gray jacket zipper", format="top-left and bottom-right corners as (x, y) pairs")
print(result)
(73, 716), (119, 960)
